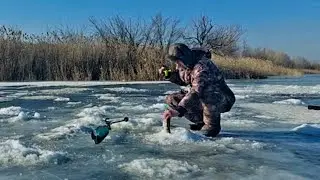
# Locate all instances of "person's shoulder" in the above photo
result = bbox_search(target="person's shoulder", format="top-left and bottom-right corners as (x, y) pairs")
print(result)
(192, 58), (209, 72)
(196, 58), (221, 73)
(191, 47), (211, 59)
(198, 57), (215, 66)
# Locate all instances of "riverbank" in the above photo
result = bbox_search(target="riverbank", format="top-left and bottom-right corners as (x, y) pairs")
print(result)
(214, 56), (305, 79)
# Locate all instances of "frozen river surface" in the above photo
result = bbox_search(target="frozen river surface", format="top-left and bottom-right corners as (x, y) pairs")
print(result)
(0, 75), (319, 180)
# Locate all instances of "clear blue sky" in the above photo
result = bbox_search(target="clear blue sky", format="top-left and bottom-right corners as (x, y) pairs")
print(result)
(1, 0), (319, 61)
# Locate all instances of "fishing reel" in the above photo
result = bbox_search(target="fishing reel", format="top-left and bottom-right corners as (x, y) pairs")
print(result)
(91, 117), (129, 144)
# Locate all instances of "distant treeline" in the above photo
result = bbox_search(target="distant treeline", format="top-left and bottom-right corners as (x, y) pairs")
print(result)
(0, 14), (319, 81)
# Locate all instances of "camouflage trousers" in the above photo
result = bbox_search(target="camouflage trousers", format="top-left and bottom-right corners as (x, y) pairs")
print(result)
(165, 90), (221, 135)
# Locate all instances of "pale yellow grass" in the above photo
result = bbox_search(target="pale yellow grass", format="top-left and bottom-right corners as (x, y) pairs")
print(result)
(213, 56), (303, 79)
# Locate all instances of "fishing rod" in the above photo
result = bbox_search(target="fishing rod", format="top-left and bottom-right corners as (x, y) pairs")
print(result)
(91, 117), (129, 144)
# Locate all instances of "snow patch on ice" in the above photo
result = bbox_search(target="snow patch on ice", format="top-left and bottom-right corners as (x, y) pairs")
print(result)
(235, 95), (250, 100)
(0, 106), (22, 116)
(221, 111), (234, 119)
(222, 119), (262, 128)
(0, 97), (12, 102)
(144, 128), (266, 152)
(118, 158), (200, 179)
(233, 84), (320, 95)
(0, 106), (42, 122)
(117, 103), (166, 112)
(8, 112), (42, 122)
(111, 117), (162, 131)
(240, 103), (320, 124)
(291, 124), (320, 136)
(47, 107), (56, 110)
(254, 115), (274, 119)
(0, 140), (68, 166)
(155, 96), (165, 102)
(20, 96), (58, 100)
(36, 105), (118, 140)
(164, 90), (178, 95)
(273, 99), (305, 105)
(16, 112), (28, 121)
(33, 112), (41, 119)
(93, 93), (120, 102)
(144, 128), (210, 145)
(54, 97), (70, 102)
(6, 91), (34, 98)
(76, 105), (116, 118)
(40, 88), (88, 95)
(104, 87), (147, 93)
(0, 91), (7, 95)
(67, 101), (81, 105)
(242, 166), (310, 180)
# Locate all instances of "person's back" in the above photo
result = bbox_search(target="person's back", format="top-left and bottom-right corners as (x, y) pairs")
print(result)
(191, 57), (235, 114)
(160, 43), (235, 137)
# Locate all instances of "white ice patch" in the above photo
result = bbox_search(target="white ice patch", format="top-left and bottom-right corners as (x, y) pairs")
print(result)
(155, 96), (165, 102)
(104, 87), (147, 93)
(232, 84), (320, 95)
(16, 112), (28, 121)
(243, 166), (310, 180)
(36, 105), (117, 140)
(7, 111), (42, 122)
(47, 107), (56, 110)
(67, 101), (81, 105)
(111, 117), (162, 131)
(0, 106), (41, 122)
(272, 99), (305, 105)
(0, 106), (22, 116)
(254, 115), (274, 119)
(0, 96), (12, 102)
(222, 119), (262, 128)
(76, 105), (116, 118)
(164, 90), (178, 95)
(118, 158), (200, 179)
(291, 124), (320, 136)
(0, 140), (68, 166)
(39, 88), (88, 95)
(235, 95), (250, 100)
(54, 97), (70, 102)
(144, 128), (210, 145)
(117, 103), (166, 112)
(241, 103), (320, 124)
(20, 96), (58, 100)
(0, 91), (7, 95)
(6, 91), (34, 98)
(221, 111), (234, 119)
(144, 113), (161, 119)
(144, 128), (266, 152)
(93, 93), (120, 102)
(33, 112), (41, 119)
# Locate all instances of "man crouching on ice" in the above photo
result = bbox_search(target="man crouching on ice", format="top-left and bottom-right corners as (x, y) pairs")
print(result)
(159, 43), (235, 137)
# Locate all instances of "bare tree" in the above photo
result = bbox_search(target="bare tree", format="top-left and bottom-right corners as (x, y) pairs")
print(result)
(185, 15), (243, 56)
(185, 16), (214, 46)
(150, 13), (184, 52)
(89, 17), (110, 44)
(89, 16), (146, 47)
(207, 25), (243, 56)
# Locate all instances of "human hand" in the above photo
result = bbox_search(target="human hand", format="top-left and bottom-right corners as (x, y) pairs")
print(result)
(162, 108), (179, 120)
(158, 66), (172, 79)
(158, 66), (166, 75)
